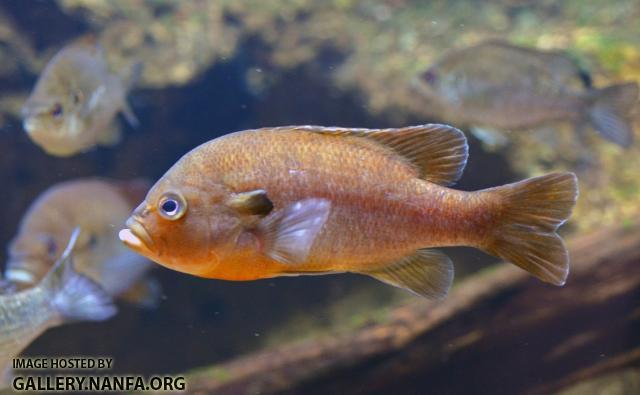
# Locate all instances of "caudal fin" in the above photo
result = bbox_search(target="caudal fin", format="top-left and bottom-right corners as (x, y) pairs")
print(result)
(483, 173), (578, 285)
(588, 82), (638, 146)
(42, 228), (117, 322)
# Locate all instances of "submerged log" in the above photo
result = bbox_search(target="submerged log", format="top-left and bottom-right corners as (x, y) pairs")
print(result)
(178, 224), (640, 395)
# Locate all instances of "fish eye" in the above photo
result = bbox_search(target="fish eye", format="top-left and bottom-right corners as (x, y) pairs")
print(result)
(158, 193), (187, 220)
(88, 233), (98, 248)
(51, 103), (64, 118)
(423, 69), (437, 84)
(46, 238), (57, 258)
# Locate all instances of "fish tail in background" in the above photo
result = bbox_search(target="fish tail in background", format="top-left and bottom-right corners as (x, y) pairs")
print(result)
(585, 82), (639, 146)
(42, 229), (117, 322)
(482, 173), (579, 286)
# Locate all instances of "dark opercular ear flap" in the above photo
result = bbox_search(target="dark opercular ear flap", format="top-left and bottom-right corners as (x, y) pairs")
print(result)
(227, 189), (274, 217)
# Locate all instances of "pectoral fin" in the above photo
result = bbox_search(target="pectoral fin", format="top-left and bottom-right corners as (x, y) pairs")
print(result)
(120, 62), (143, 128)
(228, 189), (274, 216)
(362, 249), (454, 300)
(257, 198), (331, 264)
(121, 102), (139, 128)
(85, 85), (106, 115)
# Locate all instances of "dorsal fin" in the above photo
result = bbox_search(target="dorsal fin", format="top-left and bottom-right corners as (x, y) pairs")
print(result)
(286, 124), (468, 186)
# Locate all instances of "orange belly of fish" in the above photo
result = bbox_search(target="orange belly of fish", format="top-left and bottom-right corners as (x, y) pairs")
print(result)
(200, 251), (295, 281)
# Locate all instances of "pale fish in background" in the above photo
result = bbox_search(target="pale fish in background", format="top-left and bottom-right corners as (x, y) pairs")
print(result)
(120, 125), (578, 300)
(21, 34), (140, 157)
(414, 40), (639, 148)
(0, 228), (116, 388)
(6, 178), (160, 308)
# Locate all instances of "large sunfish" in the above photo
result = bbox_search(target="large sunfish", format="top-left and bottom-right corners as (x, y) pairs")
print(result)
(0, 229), (116, 388)
(415, 40), (638, 147)
(120, 125), (578, 299)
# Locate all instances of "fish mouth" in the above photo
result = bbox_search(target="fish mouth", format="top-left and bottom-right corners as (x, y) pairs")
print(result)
(23, 118), (37, 134)
(4, 267), (37, 285)
(119, 217), (155, 251)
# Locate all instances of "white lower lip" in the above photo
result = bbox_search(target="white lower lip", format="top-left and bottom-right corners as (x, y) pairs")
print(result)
(23, 119), (35, 134)
(5, 269), (36, 284)
(119, 229), (143, 247)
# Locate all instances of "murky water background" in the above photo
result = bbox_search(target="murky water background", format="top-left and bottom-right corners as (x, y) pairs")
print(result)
(1, 1), (638, 394)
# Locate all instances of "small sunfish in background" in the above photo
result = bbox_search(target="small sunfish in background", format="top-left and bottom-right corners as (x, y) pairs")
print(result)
(120, 125), (578, 300)
(415, 40), (639, 147)
(21, 34), (140, 157)
(0, 228), (116, 388)
(6, 178), (159, 308)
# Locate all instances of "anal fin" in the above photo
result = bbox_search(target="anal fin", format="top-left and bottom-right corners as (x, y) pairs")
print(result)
(362, 249), (454, 300)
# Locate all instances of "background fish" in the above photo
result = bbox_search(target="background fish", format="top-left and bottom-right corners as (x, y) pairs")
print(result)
(415, 40), (639, 147)
(6, 178), (159, 308)
(0, 229), (116, 388)
(21, 35), (140, 157)
(119, 125), (578, 299)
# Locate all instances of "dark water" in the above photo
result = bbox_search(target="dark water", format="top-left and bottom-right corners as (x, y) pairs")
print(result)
(1, 1), (638, 394)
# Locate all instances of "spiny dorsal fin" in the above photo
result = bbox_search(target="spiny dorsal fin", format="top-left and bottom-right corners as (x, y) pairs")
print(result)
(61, 34), (103, 61)
(287, 124), (468, 186)
(588, 82), (638, 147)
(362, 249), (454, 300)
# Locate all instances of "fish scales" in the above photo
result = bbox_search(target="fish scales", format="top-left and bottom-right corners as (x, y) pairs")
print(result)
(195, 129), (485, 265)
